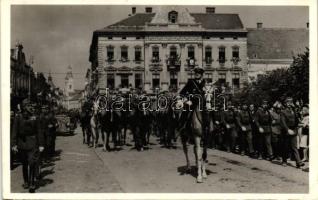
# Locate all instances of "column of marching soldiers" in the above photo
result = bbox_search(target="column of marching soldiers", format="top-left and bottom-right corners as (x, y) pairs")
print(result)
(10, 89), (309, 193)
(79, 89), (309, 168)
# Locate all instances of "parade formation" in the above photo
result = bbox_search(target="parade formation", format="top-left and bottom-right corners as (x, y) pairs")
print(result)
(10, 67), (310, 193)
(8, 5), (310, 194)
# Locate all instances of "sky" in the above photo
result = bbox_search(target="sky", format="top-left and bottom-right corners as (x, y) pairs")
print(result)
(11, 5), (309, 90)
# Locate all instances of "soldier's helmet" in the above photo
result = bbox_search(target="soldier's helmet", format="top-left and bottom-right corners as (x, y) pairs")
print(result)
(194, 66), (205, 74)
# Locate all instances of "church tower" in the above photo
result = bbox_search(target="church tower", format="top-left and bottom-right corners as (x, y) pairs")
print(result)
(65, 65), (74, 95)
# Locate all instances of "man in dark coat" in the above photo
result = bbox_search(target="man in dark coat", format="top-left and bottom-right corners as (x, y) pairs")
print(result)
(255, 100), (274, 160)
(280, 97), (304, 168)
(178, 66), (206, 134)
(11, 100), (45, 193)
(236, 102), (255, 157)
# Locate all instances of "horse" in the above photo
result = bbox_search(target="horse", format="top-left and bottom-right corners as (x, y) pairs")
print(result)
(179, 84), (214, 183)
(80, 103), (92, 145)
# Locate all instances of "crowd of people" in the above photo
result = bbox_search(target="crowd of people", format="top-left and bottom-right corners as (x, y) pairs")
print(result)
(79, 89), (309, 170)
(11, 99), (59, 193)
(10, 86), (309, 192)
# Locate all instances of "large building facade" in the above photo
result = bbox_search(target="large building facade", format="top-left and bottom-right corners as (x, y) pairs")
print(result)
(89, 7), (248, 93)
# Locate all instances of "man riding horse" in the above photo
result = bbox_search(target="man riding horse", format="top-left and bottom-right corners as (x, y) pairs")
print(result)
(178, 66), (211, 183)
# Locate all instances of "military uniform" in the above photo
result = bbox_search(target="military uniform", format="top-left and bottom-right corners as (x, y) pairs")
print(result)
(44, 111), (58, 157)
(178, 79), (206, 134)
(236, 108), (254, 155)
(11, 109), (45, 192)
(222, 108), (237, 152)
(255, 107), (273, 159)
(212, 109), (224, 149)
(270, 108), (282, 159)
(280, 105), (303, 167)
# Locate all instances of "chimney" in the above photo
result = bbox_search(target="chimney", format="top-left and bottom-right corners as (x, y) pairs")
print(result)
(257, 22), (263, 29)
(145, 7), (152, 13)
(206, 7), (215, 14)
(306, 22), (309, 28)
(132, 7), (136, 15)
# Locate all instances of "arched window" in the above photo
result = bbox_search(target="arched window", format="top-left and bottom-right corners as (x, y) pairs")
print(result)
(168, 11), (178, 23)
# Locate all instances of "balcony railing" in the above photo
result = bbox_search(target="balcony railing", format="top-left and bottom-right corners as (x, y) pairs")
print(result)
(150, 57), (161, 64)
(166, 57), (181, 66)
(166, 56), (181, 71)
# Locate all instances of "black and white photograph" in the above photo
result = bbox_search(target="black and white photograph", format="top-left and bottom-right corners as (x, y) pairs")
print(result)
(1, 0), (317, 199)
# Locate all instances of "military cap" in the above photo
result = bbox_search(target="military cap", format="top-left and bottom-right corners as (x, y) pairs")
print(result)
(194, 66), (205, 74)
(285, 97), (293, 102)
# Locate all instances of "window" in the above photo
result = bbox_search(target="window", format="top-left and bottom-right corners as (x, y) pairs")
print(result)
(135, 46), (142, 61)
(152, 46), (160, 62)
(136, 37), (141, 40)
(232, 46), (239, 58)
(168, 11), (178, 23)
(107, 46), (114, 61)
(152, 74), (160, 89)
(233, 37), (238, 40)
(205, 46), (212, 64)
(220, 37), (224, 40)
(188, 46), (195, 59)
(121, 46), (128, 61)
(205, 73), (213, 83)
(170, 72), (178, 89)
(69, 85), (72, 90)
(218, 47), (226, 63)
(121, 74), (129, 88)
(170, 46), (177, 58)
(135, 74), (143, 89)
(107, 74), (115, 89)
(108, 36), (113, 40)
(218, 73), (226, 86)
(122, 37), (126, 40)
(232, 73), (240, 89)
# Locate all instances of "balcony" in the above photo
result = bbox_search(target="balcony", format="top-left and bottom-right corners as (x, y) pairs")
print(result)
(150, 57), (161, 64)
(166, 56), (181, 72)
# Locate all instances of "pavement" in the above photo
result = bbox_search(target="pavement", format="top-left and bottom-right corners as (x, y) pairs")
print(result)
(11, 126), (309, 193)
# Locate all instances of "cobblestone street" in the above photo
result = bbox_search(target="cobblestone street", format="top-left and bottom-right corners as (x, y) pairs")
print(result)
(11, 127), (308, 193)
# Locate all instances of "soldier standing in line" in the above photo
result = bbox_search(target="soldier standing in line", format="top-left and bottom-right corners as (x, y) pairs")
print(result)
(11, 100), (45, 193)
(45, 107), (59, 157)
(236, 102), (255, 157)
(249, 103), (259, 158)
(280, 97), (304, 168)
(270, 101), (283, 160)
(255, 100), (274, 161)
(212, 104), (224, 150)
(222, 102), (238, 153)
